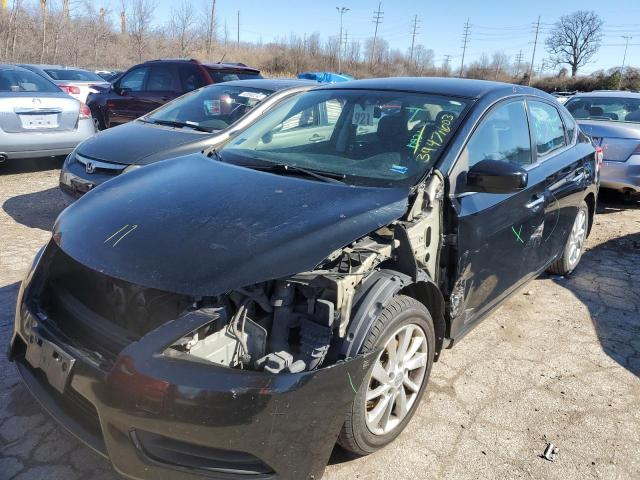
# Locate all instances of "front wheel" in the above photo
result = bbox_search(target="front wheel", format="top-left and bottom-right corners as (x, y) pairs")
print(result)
(547, 200), (589, 276)
(338, 295), (435, 455)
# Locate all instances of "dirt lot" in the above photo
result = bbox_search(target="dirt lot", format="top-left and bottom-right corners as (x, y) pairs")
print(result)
(1, 158), (639, 480)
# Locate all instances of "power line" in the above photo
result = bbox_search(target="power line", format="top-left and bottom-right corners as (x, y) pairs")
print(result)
(409, 14), (419, 63)
(459, 18), (471, 78)
(528, 16), (541, 85)
(370, 1), (383, 65)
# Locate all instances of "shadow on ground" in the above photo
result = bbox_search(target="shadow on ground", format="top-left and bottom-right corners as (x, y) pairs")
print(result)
(2, 187), (70, 231)
(0, 157), (64, 175)
(596, 190), (640, 215)
(552, 231), (640, 378)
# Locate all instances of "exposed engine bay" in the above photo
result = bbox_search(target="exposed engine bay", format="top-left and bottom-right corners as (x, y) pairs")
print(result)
(38, 174), (443, 374)
(162, 173), (444, 373)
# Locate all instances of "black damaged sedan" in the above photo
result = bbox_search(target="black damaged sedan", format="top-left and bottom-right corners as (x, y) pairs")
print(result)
(10, 78), (599, 480)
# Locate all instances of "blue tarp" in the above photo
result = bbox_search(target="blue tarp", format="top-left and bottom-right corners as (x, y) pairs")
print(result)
(297, 72), (354, 83)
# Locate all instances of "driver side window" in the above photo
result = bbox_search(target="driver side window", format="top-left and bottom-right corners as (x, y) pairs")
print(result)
(118, 67), (149, 92)
(463, 100), (532, 169)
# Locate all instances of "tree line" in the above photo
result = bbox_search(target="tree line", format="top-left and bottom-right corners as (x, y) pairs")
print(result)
(1, 1), (638, 92)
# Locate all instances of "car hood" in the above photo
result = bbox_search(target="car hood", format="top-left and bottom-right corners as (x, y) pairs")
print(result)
(77, 121), (213, 165)
(53, 154), (410, 296)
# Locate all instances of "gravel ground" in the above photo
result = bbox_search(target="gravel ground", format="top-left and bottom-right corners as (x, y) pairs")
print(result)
(1, 158), (639, 480)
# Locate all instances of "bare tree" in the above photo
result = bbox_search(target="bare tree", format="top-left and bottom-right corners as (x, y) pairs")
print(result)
(129, 0), (155, 62)
(204, 0), (216, 57)
(545, 10), (603, 77)
(170, 0), (197, 57)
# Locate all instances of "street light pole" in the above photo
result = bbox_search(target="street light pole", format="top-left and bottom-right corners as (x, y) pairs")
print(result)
(336, 7), (349, 73)
(619, 36), (632, 90)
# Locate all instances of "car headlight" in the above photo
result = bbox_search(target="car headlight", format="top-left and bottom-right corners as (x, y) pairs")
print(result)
(122, 164), (142, 174)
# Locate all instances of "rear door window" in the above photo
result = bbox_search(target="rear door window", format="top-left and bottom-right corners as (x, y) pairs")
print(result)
(528, 101), (566, 157)
(146, 66), (177, 92)
(178, 65), (207, 92)
(463, 100), (532, 168)
(119, 67), (149, 92)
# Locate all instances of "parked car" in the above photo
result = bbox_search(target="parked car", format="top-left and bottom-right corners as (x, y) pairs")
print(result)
(86, 59), (262, 131)
(0, 64), (95, 162)
(565, 91), (640, 200)
(10, 78), (598, 480)
(59, 79), (318, 199)
(17, 64), (110, 103)
(551, 91), (577, 104)
(95, 70), (123, 82)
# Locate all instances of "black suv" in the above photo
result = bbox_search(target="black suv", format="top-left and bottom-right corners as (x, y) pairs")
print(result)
(86, 59), (262, 130)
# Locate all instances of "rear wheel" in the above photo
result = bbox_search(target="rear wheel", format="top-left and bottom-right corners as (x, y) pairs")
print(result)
(547, 201), (589, 276)
(91, 109), (105, 131)
(338, 295), (435, 455)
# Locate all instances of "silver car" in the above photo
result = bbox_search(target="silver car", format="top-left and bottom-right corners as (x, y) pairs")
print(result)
(17, 64), (110, 103)
(566, 91), (640, 200)
(0, 64), (95, 162)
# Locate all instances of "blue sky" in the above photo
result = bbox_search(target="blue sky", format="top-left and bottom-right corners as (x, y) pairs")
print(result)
(146, 0), (639, 74)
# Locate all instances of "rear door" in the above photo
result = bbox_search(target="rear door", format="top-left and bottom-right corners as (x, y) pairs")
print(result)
(107, 67), (149, 127)
(449, 98), (546, 334)
(526, 99), (591, 267)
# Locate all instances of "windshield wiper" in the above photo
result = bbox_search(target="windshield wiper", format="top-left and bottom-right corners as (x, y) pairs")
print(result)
(147, 118), (212, 133)
(243, 163), (346, 184)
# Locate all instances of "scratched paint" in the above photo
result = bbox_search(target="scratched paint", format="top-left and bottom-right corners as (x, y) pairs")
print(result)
(511, 225), (525, 244)
(104, 224), (139, 247)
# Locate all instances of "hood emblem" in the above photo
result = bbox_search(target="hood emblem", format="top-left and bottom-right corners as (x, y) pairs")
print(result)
(32, 98), (41, 107)
(85, 161), (96, 174)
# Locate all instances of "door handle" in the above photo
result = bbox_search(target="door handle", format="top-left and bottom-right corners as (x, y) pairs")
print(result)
(572, 169), (585, 182)
(525, 195), (545, 209)
(308, 134), (326, 143)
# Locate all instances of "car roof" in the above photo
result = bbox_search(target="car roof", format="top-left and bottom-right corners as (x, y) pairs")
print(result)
(212, 78), (318, 91)
(0, 64), (33, 72)
(141, 59), (259, 72)
(18, 64), (87, 70)
(570, 90), (640, 99)
(315, 77), (542, 99)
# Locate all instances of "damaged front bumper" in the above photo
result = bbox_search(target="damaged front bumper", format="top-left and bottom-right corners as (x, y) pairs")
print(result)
(10, 270), (374, 480)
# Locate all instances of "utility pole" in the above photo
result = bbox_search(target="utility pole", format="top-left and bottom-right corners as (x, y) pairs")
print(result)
(343, 30), (349, 65)
(538, 59), (546, 77)
(336, 6), (349, 73)
(236, 10), (240, 47)
(409, 14), (419, 63)
(459, 18), (470, 78)
(514, 49), (524, 76)
(443, 54), (452, 75)
(370, 2), (383, 65)
(619, 35), (632, 90)
(527, 16), (541, 85)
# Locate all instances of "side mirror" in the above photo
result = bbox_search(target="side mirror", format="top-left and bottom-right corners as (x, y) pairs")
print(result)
(466, 159), (528, 194)
(115, 86), (130, 96)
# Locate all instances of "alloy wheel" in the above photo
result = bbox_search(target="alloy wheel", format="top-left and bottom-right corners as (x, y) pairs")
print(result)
(567, 208), (587, 268)
(365, 323), (428, 436)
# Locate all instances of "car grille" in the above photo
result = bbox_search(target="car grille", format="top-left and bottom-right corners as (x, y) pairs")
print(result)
(75, 153), (127, 175)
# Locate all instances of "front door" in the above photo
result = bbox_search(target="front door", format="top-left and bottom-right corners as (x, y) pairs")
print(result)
(449, 99), (547, 337)
(106, 67), (150, 127)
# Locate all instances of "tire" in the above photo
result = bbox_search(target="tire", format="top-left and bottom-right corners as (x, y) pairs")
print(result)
(92, 110), (105, 131)
(547, 200), (589, 276)
(338, 294), (435, 455)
